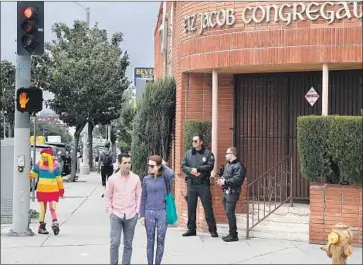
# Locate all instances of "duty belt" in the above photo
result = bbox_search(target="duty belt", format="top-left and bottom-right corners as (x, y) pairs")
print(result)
(223, 187), (238, 195)
(188, 177), (210, 185)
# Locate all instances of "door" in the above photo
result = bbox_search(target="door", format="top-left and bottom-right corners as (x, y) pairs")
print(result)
(235, 70), (362, 201)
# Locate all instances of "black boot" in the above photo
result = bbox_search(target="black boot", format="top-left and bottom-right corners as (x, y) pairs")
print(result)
(222, 233), (239, 242)
(38, 222), (49, 235)
(210, 231), (219, 237)
(182, 230), (197, 237)
(51, 220), (60, 236)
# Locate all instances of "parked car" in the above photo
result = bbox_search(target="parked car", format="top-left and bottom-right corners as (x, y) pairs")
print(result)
(45, 142), (72, 176)
(30, 144), (58, 166)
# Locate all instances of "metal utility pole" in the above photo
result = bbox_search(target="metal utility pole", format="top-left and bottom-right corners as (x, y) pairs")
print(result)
(86, 7), (90, 27)
(108, 125), (112, 142)
(73, 1), (90, 27)
(8, 55), (33, 236)
(73, 1), (91, 176)
(9, 1), (45, 237)
(2, 111), (6, 138)
(31, 115), (37, 202)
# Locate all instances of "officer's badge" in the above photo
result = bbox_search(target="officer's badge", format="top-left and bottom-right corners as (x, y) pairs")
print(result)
(202, 157), (206, 162)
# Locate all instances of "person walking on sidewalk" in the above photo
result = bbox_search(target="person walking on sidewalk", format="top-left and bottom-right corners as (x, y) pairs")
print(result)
(98, 142), (114, 197)
(104, 153), (142, 265)
(216, 147), (246, 242)
(181, 134), (218, 238)
(139, 155), (175, 265)
(29, 148), (65, 235)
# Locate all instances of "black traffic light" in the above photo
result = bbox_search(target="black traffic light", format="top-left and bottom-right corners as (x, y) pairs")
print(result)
(16, 87), (43, 113)
(17, 1), (44, 56)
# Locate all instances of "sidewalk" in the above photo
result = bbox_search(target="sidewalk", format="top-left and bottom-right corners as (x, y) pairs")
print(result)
(1, 173), (362, 264)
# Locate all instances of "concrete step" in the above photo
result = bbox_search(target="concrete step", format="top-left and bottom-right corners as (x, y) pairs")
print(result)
(246, 221), (309, 233)
(247, 202), (310, 215)
(239, 215), (309, 225)
(234, 214), (309, 233)
(217, 203), (310, 242)
(217, 223), (309, 242)
(237, 212), (309, 224)
(244, 203), (309, 222)
(237, 217), (309, 229)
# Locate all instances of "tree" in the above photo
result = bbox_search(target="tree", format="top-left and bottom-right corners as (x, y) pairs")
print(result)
(1, 60), (16, 137)
(131, 77), (176, 175)
(0, 115), (6, 139)
(37, 21), (130, 181)
(115, 88), (136, 153)
(86, 31), (130, 168)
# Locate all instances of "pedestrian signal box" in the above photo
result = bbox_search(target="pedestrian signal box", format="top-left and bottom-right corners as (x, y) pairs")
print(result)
(16, 87), (43, 113)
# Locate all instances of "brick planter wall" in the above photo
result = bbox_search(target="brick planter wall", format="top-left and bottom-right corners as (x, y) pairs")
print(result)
(309, 183), (363, 247)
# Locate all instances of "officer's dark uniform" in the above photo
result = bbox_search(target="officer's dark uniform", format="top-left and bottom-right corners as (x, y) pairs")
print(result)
(181, 146), (217, 236)
(221, 158), (246, 241)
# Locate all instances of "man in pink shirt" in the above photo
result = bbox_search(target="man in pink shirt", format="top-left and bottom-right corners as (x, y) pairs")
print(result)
(104, 153), (142, 265)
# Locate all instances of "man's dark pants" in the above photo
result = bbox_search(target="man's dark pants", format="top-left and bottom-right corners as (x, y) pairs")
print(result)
(187, 183), (217, 233)
(222, 192), (239, 237)
(101, 166), (114, 186)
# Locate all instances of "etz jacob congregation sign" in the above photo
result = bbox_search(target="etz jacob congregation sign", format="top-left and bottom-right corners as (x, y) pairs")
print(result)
(184, 1), (363, 35)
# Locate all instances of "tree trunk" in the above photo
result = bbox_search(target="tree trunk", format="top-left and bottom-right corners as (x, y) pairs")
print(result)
(9, 123), (13, 137)
(70, 132), (80, 182)
(111, 140), (117, 163)
(88, 122), (94, 169)
(110, 126), (117, 163)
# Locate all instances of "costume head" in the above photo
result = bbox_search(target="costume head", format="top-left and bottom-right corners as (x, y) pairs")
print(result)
(40, 148), (54, 171)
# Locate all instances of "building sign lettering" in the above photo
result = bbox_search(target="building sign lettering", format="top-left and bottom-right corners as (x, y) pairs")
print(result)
(134, 67), (154, 80)
(184, 1), (362, 35)
(199, 9), (236, 35)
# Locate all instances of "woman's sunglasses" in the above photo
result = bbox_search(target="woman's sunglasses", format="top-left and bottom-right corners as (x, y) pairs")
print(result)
(148, 164), (156, 168)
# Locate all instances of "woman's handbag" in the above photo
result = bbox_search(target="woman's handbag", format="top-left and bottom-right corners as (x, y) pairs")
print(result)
(163, 175), (178, 225)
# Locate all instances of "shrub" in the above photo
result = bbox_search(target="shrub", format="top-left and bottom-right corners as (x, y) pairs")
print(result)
(297, 115), (363, 185)
(131, 77), (176, 175)
(297, 116), (332, 182)
(183, 120), (211, 153)
(328, 116), (362, 184)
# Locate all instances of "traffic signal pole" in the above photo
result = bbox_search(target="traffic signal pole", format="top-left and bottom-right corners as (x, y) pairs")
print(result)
(8, 1), (44, 236)
(31, 114), (37, 202)
(8, 55), (34, 236)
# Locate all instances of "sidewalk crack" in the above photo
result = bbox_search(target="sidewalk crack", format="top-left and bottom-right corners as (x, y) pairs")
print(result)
(230, 247), (290, 264)
(39, 184), (100, 247)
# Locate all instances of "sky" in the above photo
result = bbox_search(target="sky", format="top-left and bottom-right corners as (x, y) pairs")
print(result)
(1, 1), (160, 114)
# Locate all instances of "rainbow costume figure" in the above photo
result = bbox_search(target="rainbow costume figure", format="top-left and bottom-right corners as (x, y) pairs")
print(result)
(29, 148), (65, 235)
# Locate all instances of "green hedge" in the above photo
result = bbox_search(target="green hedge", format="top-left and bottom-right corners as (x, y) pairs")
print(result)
(297, 116), (332, 182)
(183, 120), (211, 153)
(328, 116), (362, 184)
(297, 115), (362, 185)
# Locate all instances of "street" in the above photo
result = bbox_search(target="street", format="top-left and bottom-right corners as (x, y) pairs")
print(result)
(1, 173), (362, 264)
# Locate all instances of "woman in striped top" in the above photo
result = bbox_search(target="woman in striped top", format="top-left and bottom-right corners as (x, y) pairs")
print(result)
(29, 148), (65, 235)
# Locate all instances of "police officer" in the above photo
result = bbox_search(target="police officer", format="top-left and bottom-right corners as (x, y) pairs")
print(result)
(181, 134), (218, 237)
(217, 147), (246, 242)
